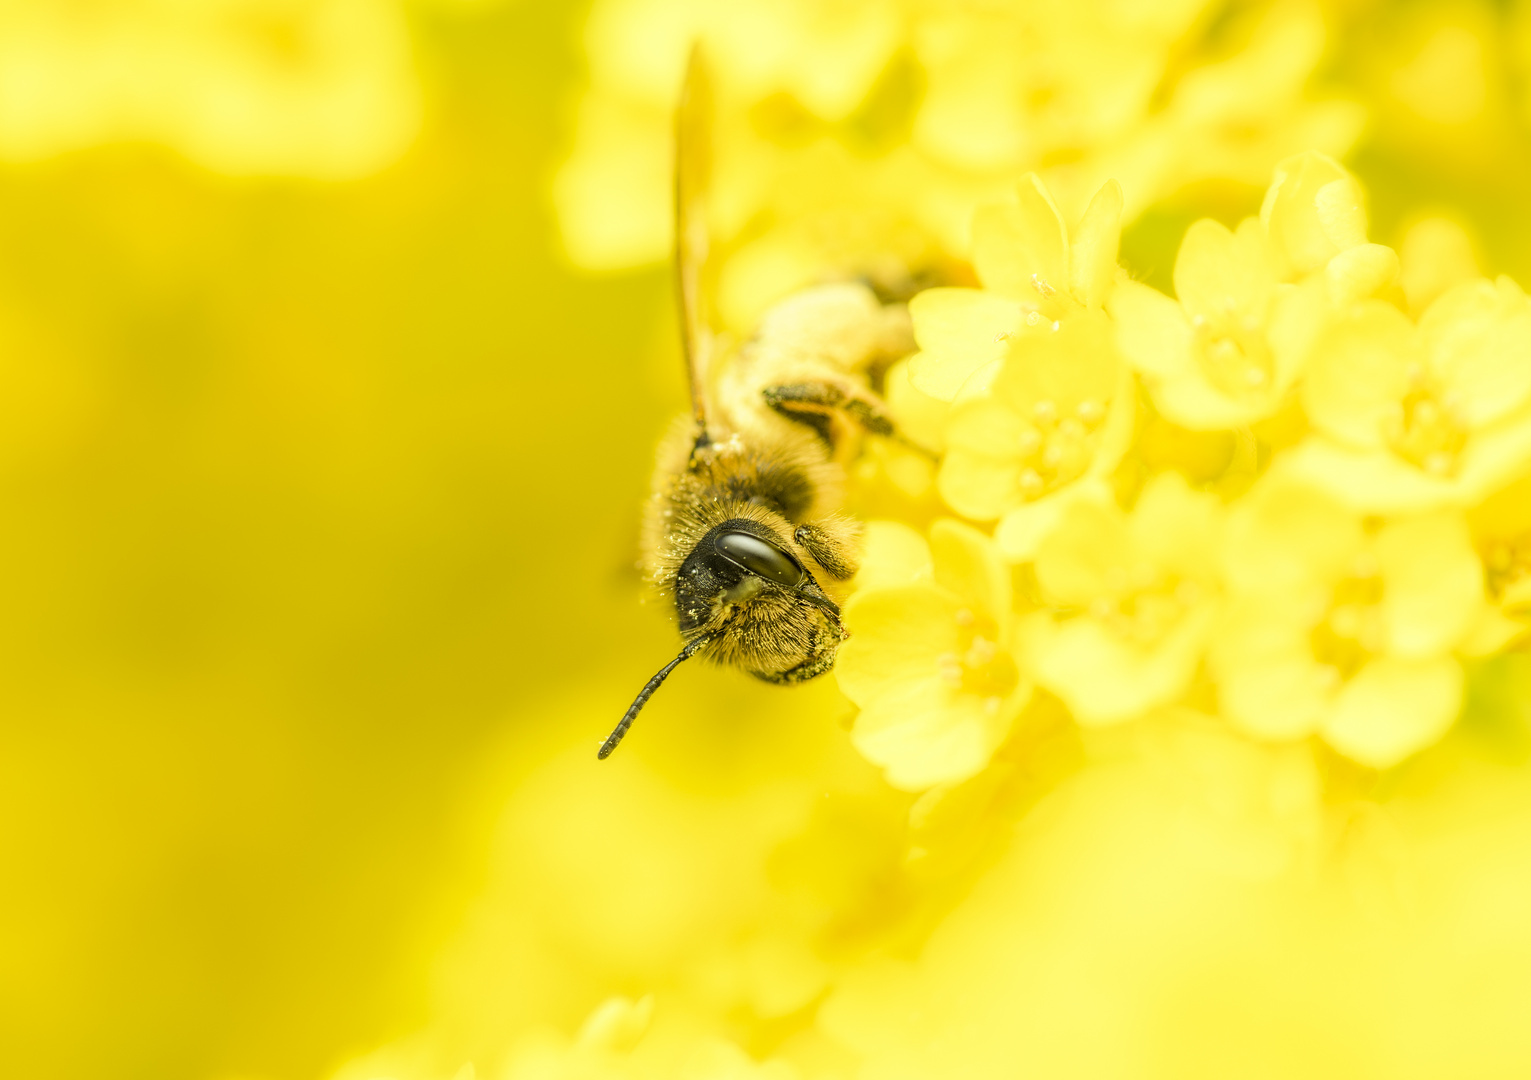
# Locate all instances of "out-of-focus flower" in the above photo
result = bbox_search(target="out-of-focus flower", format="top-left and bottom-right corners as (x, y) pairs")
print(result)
(1260, 151), (1379, 286)
(553, 0), (1359, 322)
(816, 717), (1335, 1080)
(837, 519), (1029, 790)
(1028, 472), (1222, 725)
(1469, 469), (1531, 647)
(554, 0), (910, 276)
(1103, 1), (1363, 206)
(0, 0), (420, 179)
(1212, 472), (1483, 767)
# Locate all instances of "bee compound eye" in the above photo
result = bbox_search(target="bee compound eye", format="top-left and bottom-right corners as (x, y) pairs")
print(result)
(714, 530), (804, 586)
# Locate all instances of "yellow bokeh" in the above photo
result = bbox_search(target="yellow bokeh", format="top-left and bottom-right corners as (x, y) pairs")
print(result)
(6, 3), (1531, 1080)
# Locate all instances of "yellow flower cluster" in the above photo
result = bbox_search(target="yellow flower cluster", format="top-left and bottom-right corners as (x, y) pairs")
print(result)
(0, 0), (420, 178)
(555, 0), (1358, 330)
(12, 0), (1531, 1077)
(330, 161), (1531, 1080)
(322, 5), (1531, 1080)
(844, 151), (1529, 788)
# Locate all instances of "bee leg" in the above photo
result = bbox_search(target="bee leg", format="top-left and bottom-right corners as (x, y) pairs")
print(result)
(762, 380), (936, 459)
(794, 520), (860, 579)
(762, 380), (895, 439)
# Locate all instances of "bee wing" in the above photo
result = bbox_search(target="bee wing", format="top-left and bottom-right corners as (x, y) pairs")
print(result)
(675, 43), (714, 434)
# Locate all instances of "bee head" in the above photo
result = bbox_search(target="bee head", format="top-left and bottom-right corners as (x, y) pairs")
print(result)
(673, 519), (842, 639)
(599, 519), (845, 761)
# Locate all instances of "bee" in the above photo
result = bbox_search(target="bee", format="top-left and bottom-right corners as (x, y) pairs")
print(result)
(599, 48), (924, 759)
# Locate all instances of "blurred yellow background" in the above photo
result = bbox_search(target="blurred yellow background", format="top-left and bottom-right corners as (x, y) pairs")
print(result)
(6, 3), (1531, 1080)
(0, 3), (687, 1078)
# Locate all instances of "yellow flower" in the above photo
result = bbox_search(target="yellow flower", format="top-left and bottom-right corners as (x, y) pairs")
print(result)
(1028, 472), (1223, 725)
(904, 176), (1135, 558)
(1469, 470), (1531, 648)
(1212, 472), (1484, 768)
(1290, 276), (1531, 513)
(836, 519), (1030, 790)
(908, 174), (1123, 400)
(1110, 217), (1324, 430)
(943, 314), (1136, 562)
(1109, 153), (1401, 432)
(1260, 151), (1372, 282)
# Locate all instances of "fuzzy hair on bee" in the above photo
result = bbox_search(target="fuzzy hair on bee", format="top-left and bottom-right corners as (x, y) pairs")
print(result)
(599, 48), (924, 760)
(641, 428), (852, 679)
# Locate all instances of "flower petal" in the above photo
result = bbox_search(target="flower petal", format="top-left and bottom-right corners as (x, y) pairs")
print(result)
(1222, 471), (1363, 593)
(972, 174), (1070, 303)
(1376, 512), (1483, 657)
(1302, 299), (1414, 450)
(1283, 438), (1457, 514)
(854, 520), (933, 592)
(1458, 401), (1531, 503)
(1212, 595), (1332, 741)
(1035, 604), (1215, 726)
(1325, 243), (1399, 308)
(1266, 279), (1327, 391)
(1314, 176), (1369, 252)
(1174, 218), (1270, 326)
(1129, 471), (1223, 583)
(930, 519), (1011, 625)
(885, 357), (950, 453)
(1110, 278), (1196, 380)
(908, 288), (1025, 402)
(938, 447), (1020, 521)
(945, 395), (1025, 454)
(1460, 607), (1529, 657)
(1068, 179), (1122, 309)
(853, 682), (1023, 791)
(838, 585), (962, 706)
(1154, 373), (1265, 431)
(1035, 496), (1130, 606)
(993, 479), (1113, 563)
(996, 309), (1120, 415)
(1322, 656), (1463, 768)
(1261, 151), (1366, 278)
(1090, 363), (1139, 476)
(1419, 277), (1531, 428)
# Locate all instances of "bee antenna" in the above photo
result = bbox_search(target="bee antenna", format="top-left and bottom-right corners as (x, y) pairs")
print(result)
(599, 635), (712, 760)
